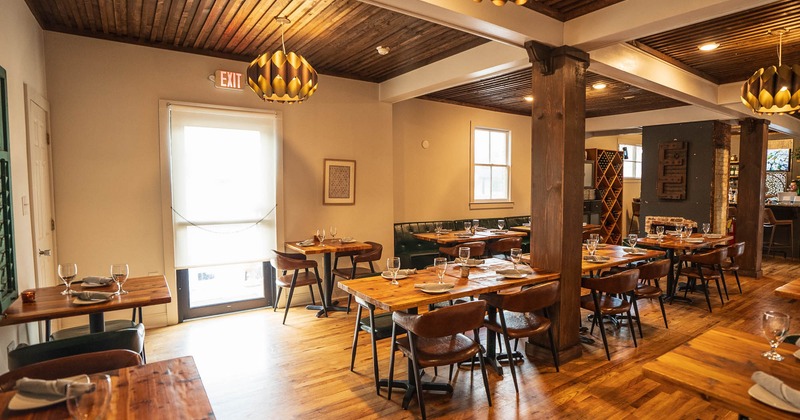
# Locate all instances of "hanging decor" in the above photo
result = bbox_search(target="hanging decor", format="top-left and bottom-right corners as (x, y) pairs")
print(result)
(472, 0), (528, 6)
(247, 16), (318, 103)
(741, 29), (800, 115)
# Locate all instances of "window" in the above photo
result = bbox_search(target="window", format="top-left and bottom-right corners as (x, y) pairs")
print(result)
(0, 66), (17, 312)
(472, 127), (511, 205)
(620, 144), (642, 179)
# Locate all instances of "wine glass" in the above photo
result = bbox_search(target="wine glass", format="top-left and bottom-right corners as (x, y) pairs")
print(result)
(497, 219), (506, 230)
(317, 229), (326, 247)
(67, 374), (112, 420)
(111, 264), (129, 295)
(762, 311), (790, 361)
(585, 239), (598, 257)
(329, 226), (338, 243)
(510, 248), (522, 271)
(702, 222), (711, 236)
(678, 224), (687, 241)
(627, 233), (638, 248)
(589, 233), (600, 243)
(655, 225), (665, 241)
(434, 221), (443, 235)
(387, 257), (401, 286)
(433, 257), (447, 284)
(58, 263), (78, 296)
(458, 247), (470, 264)
(463, 221), (472, 232)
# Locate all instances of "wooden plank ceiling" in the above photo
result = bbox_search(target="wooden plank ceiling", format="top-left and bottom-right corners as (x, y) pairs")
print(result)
(522, 0), (625, 21)
(421, 69), (687, 118)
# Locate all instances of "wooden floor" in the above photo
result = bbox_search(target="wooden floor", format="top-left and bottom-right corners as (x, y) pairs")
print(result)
(147, 257), (800, 419)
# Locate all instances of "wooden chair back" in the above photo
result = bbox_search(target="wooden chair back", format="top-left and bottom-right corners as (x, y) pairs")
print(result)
(274, 250), (315, 271)
(638, 259), (670, 281)
(727, 241), (745, 259)
(440, 241), (486, 259)
(488, 237), (522, 255)
(680, 246), (727, 265)
(393, 300), (486, 338)
(482, 281), (559, 314)
(582, 269), (639, 294)
(353, 242), (382, 264)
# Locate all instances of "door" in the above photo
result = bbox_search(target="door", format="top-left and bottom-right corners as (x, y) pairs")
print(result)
(25, 86), (56, 342)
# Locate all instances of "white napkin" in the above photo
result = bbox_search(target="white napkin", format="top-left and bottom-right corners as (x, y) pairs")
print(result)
(82, 276), (113, 285)
(496, 268), (533, 276)
(413, 283), (454, 290)
(15, 375), (93, 397)
(73, 291), (115, 301)
(297, 239), (314, 246)
(381, 269), (416, 276)
(752, 371), (800, 408)
(583, 255), (610, 262)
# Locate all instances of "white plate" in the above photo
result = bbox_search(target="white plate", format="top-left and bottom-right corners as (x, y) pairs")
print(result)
(500, 273), (528, 279)
(381, 272), (408, 280)
(295, 242), (314, 247)
(420, 286), (451, 294)
(684, 238), (704, 243)
(9, 375), (89, 411)
(794, 348), (800, 360)
(748, 384), (800, 414)
(72, 296), (114, 305)
(340, 239), (357, 243)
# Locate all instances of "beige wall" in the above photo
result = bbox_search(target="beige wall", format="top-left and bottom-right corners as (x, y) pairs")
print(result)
(0, 0), (49, 368)
(44, 32), (393, 323)
(586, 133), (642, 236)
(393, 99), (532, 222)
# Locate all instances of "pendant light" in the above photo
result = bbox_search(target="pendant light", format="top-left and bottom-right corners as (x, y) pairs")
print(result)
(741, 29), (800, 115)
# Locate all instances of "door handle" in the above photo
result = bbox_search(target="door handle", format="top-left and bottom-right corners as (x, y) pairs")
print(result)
(38, 249), (51, 256)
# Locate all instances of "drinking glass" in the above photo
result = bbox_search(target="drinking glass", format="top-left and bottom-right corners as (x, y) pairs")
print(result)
(463, 221), (472, 232)
(58, 263), (78, 296)
(458, 247), (470, 264)
(317, 229), (326, 246)
(678, 224), (687, 241)
(110, 263), (129, 295)
(329, 226), (338, 242)
(433, 257), (447, 284)
(387, 257), (401, 286)
(510, 248), (522, 270)
(702, 222), (711, 236)
(497, 219), (506, 230)
(472, 219), (479, 232)
(589, 233), (600, 243)
(762, 311), (790, 361)
(66, 374), (111, 420)
(627, 233), (638, 248)
(434, 221), (443, 235)
(655, 226), (665, 241)
(585, 239), (598, 256)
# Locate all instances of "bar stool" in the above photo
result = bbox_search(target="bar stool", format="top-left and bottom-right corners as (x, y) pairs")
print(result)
(763, 208), (794, 257)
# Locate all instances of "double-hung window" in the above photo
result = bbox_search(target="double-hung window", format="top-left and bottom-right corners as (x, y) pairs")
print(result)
(471, 127), (511, 207)
(619, 144), (643, 180)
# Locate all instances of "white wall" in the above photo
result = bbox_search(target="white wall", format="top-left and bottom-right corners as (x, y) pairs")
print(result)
(0, 0), (49, 369)
(43, 32), (394, 322)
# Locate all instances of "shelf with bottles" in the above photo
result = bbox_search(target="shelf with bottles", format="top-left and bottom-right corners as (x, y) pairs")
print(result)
(729, 160), (739, 178)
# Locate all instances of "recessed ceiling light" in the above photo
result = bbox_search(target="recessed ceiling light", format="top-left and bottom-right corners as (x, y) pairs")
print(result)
(698, 42), (719, 51)
(592, 83), (607, 90)
(376, 46), (390, 55)
(623, 96), (635, 100)
(523, 95), (533, 102)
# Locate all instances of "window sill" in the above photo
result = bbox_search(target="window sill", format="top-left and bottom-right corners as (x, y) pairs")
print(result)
(469, 201), (514, 210)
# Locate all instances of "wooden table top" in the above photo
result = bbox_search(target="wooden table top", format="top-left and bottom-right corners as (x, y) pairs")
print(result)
(642, 327), (800, 419)
(636, 233), (732, 251)
(775, 278), (800, 300)
(413, 230), (527, 245)
(337, 258), (559, 312)
(0, 275), (171, 327)
(285, 239), (371, 255)
(0, 356), (214, 419)
(520, 245), (665, 274)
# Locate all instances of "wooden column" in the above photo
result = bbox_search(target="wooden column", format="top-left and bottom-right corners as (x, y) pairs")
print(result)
(738, 118), (768, 278)
(524, 42), (588, 363)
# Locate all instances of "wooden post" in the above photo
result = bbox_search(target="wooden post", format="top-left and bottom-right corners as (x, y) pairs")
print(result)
(737, 118), (767, 278)
(525, 41), (588, 363)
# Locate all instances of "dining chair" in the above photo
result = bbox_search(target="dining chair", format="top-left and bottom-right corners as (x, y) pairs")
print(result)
(439, 241), (485, 260)
(331, 241), (382, 313)
(580, 269), (641, 361)
(387, 300), (491, 419)
(480, 281), (560, 394)
(720, 241), (745, 295)
(634, 259), (671, 335)
(349, 295), (404, 396)
(0, 349), (142, 392)
(675, 246), (728, 312)
(273, 250), (327, 324)
(7, 324), (146, 370)
(487, 237), (522, 260)
(50, 307), (145, 361)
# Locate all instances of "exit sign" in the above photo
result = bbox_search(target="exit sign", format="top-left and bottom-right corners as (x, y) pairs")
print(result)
(214, 70), (243, 90)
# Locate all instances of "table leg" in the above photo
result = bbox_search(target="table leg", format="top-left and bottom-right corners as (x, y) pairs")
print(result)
(483, 306), (504, 375)
(665, 249), (692, 304)
(88, 313), (106, 333)
(306, 252), (349, 317)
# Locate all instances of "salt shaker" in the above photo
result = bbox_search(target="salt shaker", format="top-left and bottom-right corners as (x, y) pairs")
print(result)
(460, 265), (470, 278)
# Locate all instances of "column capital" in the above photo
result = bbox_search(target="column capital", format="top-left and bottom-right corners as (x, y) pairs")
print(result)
(524, 41), (589, 75)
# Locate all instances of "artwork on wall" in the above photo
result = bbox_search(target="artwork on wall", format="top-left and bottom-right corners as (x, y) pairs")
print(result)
(323, 159), (356, 205)
(766, 148), (790, 172)
(656, 141), (688, 200)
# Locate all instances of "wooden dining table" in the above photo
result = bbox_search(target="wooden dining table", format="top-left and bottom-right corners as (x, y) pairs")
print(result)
(285, 239), (371, 316)
(412, 229), (527, 245)
(643, 327), (800, 419)
(0, 275), (171, 336)
(520, 244), (665, 275)
(0, 356), (215, 419)
(775, 278), (800, 300)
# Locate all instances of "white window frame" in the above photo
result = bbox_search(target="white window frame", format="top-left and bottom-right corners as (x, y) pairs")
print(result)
(470, 125), (513, 209)
(620, 144), (643, 180)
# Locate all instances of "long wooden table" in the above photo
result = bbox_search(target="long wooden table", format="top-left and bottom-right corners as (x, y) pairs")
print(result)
(412, 229), (527, 245)
(643, 327), (800, 419)
(520, 245), (665, 275)
(775, 278), (800, 300)
(0, 275), (171, 334)
(0, 356), (215, 419)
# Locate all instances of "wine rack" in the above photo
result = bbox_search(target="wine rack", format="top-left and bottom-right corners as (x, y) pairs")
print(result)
(586, 149), (624, 245)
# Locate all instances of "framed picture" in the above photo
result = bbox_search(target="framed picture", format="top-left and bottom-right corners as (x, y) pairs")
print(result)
(323, 159), (356, 205)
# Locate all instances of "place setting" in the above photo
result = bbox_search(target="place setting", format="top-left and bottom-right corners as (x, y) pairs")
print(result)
(747, 311), (800, 414)
(59, 263), (130, 305)
(413, 258), (455, 294)
(9, 373), (111, 417)
(493, 248), (532, 279)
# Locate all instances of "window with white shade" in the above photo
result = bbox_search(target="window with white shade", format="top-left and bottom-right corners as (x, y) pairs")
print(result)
(620, 144), (643, 180)
(472, 127), (511, 205)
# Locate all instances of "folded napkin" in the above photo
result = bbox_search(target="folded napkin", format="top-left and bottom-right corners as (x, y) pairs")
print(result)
(382, 269), (416, 276)
(489, 229), (508, 234)
(646, 234), (660, 239)
(752, 371), (800, 408)
(684, 238), (704, 243)
(522, 223), (531, 227)
(413, 283), (454, 290)
(583, 255), (610, 262)
(82, 276), (113, 285)
(475, 227), (488, 231)
(15, 375), (93, 397)
(496, 269), (533, 276)
(297, 239), (314, 246)
(340, 237), (355, 243)
(73, 291), (115, 301)
(436, 229), (452, 233)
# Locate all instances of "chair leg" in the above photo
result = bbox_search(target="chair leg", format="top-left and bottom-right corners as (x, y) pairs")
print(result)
(407, 336), (426, 419)
(632, 295), (643, 339)
(714, 278), (725, 306)
(734, 270), (742, 294)
(314, 269), (328, 318)
(547, 328), (560, 372)
(308, 285), (316, 306)
(627, 308), (637, 348)
(346, 295), (353, 314)
(474, 328), (492, 407)
(273, 288), (282, 312)
(718, 269), (729, 300)
(350, 305), (362, 372)
(283, 285), (296, 325)
(498, 311), (519, 394)
(658, 296), (669, 329)
(368, 307), (381, 396)
(387, 323), (398, 400)
(593, 292), (611, 361)
(628, 294), (639, 347)
(701, 277), (712, 313)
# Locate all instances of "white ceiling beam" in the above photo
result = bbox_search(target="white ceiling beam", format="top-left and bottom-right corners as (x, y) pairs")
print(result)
(586, 106), (733, 133)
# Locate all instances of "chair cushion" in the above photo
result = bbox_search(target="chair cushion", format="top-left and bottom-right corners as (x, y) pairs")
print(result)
(396, 334), (479, 368)
(276, 271), (319, 288)
(484, 311), (550, 339)
(580, 294), (631, 315)
(51, 319), (136, 341)
(635, 284), (663, 299)
(720, 262), (739, 272)
(358, 313), (403, 340)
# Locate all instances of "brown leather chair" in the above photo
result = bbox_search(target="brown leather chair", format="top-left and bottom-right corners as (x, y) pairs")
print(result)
(675, 246), (728, 312)
(387, 301), (491, 419)
(634, 259), (671, 335)
(763, 208), (793, 257)
(273, 250), (327, 324)
(580, 269), (640, 361)
(481, 281), (560, 393)
(331, 241), (383, 313)
(439, 241), (485, 260)
(0, 349), (142, 392)
(487, 237), (522, 260)
(720, 241), (745, 295)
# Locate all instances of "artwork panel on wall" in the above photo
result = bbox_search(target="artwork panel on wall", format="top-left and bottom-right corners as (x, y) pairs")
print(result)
(323, 159), (356, 205)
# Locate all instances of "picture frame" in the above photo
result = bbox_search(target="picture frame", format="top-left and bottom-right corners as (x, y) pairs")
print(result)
(323, 159), (356, 205)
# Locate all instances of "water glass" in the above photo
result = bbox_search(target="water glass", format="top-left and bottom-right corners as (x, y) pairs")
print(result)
(433, 257), (447, 283)
(58, 263), (78, 296)
(678, 224), (687, 240)
(585, 239), (598, 256)
(627, 233), (638, 248)
(434, 221), (443, 235)
(762, 311), (790, 361)
(110, 263), (129, 295)
(655, 226), (665, 240)
(329, 226), (338, 242)
(702, 222), (711, 236)
(510, 248), (522, 270)
(387, 257), (401, 286)
(589, 233), (600, 243)
(497, 219), (505, 230)
(458, 247), (470, 263)
(317, 229), (326, 246)
(463, 221), (472, 232)
(66, 374), (112, 420)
